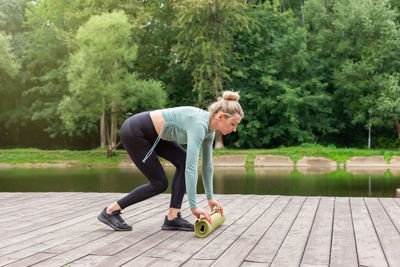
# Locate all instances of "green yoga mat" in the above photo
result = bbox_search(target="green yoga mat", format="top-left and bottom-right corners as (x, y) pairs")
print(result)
(194, 209), (225, 238)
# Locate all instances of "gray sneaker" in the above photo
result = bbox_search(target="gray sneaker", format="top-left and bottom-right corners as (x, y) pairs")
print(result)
(97, 208), (132, 231)
(161, 212), (194, 231)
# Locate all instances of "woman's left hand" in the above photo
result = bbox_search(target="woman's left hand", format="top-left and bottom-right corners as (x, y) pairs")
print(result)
(208, 199), (224, 216)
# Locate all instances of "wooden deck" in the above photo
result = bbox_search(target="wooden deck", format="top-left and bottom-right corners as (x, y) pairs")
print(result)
(1, 193), (400, 266)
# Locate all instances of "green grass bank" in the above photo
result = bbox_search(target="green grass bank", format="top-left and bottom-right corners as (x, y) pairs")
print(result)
(1, 144), (400, 166)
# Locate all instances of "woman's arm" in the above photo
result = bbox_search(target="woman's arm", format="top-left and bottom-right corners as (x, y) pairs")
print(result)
(201, 131), (215, 201)
(185, 126), (206, 209)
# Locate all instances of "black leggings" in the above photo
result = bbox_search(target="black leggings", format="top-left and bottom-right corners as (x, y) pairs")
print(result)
(117, 111), (186, 209)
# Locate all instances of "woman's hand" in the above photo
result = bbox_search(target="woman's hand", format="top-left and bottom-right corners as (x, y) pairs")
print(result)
(208, 199), (224, 217)
(191, 207), (212, 223)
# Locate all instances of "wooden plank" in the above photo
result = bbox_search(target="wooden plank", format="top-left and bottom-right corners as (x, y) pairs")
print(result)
(379, 198), (400, 234)
(61, 255), (111, 267)
(2, 193), (400, 267)
(181, 259), (215, 267)
(142, 195), (257, 259)
(212, 196), (290, 265)
(350, 197), (387, 267)
(330, 197), (358, 267)
(36, 196), (205, 266)
(90, 195), (206, 257)
(191, 195), (279, 261)
(3, 192), (161, 249)
(241, 262), (270, 267)
(0, 193), (76, 221)
(0, 192), (55, 203)
(147, 196), (265, 266)
(0, 193), (79, 219)
(0, 193), (108, 230)
(0, 199), (120, 265)
(97, 228), (178, 267)
(0, 192), (25, 200)
(0, 194), (170, 266)
(365, 197), (400, 267)
(300, 264), (328, 267)
(5, 252), (58, 267)
(122, 256), (159, 266)
(93, 197), (211, 267)
(0, 193), (115, 236)
(94, 195), (249, 267)
(270, 197), (320, 267)
(243, 196), (306, 264)
(301, 197), (334, 266)
(0, 194), (118, 252)
(0, 194), (118, 258)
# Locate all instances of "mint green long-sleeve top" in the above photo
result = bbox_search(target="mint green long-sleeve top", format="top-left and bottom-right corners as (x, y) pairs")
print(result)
(141, 107), (215, 209)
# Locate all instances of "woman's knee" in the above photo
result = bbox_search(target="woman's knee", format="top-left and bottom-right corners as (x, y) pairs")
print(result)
(172, 152), (186, 169)
(152, 178), (168, 193)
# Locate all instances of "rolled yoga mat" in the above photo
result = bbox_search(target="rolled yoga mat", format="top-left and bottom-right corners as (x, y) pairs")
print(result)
(194, 209), (225, 238)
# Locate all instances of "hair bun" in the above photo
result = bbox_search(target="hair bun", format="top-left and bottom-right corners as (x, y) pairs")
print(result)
(222, 91), (240, 101)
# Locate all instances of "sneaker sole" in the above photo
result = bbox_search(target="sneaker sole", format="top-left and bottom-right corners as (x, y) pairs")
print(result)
(161, 224), (194, 232)
(97, 214), (132, 231)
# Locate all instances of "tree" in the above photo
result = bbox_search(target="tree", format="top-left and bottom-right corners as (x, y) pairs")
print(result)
(173, 0), (248, 149)
(0, 0), (27, 34)
(0, 32), (20, 143)
(330, 0), (400, 145)
(133, 0), (195, 107)
(0, 0), (28, 147)
(60, 10), (166, 156)
(302, 0), (400, 147)
(376, 74), (400, 146)
(225, 1), (335, 148)
(12, 0), (141, 147)
(0, 32), (19, 87)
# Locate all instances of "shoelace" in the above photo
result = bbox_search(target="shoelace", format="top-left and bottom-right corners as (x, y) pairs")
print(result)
(113, 211), (126, 224)
(176, 216), (191, 225)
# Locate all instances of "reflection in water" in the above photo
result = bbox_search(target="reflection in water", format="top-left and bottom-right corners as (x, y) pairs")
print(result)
(0, 167), (399, 197)
(255, 167), (294, 176)
(369, 176), (372, 197)
(346, 167), (388, 176)
(296, 166), (337, 175)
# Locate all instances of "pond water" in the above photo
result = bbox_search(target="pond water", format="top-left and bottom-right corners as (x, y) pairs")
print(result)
(1, 167), (400, 197)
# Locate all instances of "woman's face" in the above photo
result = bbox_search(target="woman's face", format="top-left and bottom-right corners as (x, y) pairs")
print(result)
(217, 113), (242, 135)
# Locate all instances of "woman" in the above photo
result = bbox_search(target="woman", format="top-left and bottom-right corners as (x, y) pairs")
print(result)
(98, 91), (243, 231)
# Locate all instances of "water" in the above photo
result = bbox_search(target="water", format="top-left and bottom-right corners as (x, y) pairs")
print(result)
(0, 167), (400, 197)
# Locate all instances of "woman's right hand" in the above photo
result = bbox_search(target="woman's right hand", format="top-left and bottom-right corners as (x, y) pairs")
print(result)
(191, 207), (212, 224)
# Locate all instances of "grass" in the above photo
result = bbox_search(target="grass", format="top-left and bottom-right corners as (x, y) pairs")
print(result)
(0, 148), (126, 165)
(1, 144), (399, 166)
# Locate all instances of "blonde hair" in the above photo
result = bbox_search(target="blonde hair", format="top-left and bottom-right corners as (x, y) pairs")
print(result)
(208, 91), (244, 118)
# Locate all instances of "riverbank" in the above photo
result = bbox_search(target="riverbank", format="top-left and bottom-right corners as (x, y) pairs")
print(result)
(1, 145), (400, 168)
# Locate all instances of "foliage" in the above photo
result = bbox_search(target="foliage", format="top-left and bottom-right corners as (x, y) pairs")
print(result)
(377, 74), (400, 119)
(173, 0), (248, 107)
(0, 32), (19, 87)
(226, 2), (336, 148)
(132, 0), (195, 107)
(2, 0), (400, 149)
(59, 10), (166, 139)
(331, 0), (400, 127)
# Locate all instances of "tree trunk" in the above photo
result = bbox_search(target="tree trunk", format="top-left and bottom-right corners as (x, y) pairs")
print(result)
(214, 130), (224, 149)
(104, 114), (112, 158)
(111, 101), (117, 148)
(100, 111), (106, 148)
(104, 103), (118, 158)
(395, 118), (400, 147)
